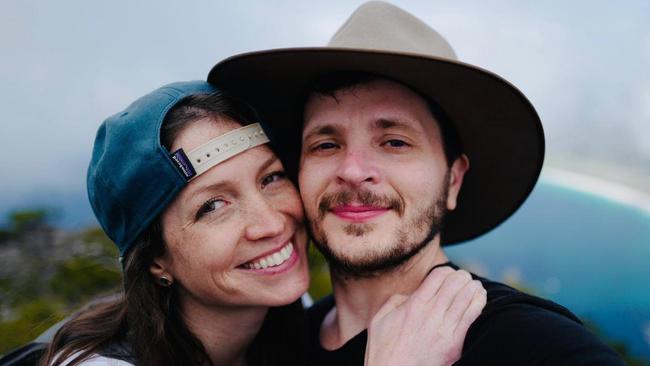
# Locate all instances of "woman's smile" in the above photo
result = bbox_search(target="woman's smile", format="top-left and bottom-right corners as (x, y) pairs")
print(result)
(239, 241), (299, 273)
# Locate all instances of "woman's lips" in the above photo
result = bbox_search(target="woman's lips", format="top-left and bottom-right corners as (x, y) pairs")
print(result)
(330, 205), (389, 222)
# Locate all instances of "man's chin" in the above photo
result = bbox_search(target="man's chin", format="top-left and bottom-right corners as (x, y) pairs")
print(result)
(313, 238), (429, 279)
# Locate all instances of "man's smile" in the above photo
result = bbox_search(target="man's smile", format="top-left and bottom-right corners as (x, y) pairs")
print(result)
(330, 204), (390, 222)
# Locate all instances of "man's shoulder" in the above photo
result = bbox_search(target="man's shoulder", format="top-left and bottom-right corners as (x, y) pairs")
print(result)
(461, 273), (624, 365)
(474, 273), (581, 323)
(470, 272), (584, 341)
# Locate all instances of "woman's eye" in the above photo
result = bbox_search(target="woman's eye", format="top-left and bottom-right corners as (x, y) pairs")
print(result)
(262, 171), (287, 187)
(196, 198), (227, 219)
(383, 139), (409, 148)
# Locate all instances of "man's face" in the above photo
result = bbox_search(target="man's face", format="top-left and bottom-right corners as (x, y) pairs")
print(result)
(299, 79), (467, 278)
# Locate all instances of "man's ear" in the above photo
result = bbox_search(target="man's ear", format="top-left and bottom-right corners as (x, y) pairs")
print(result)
(446, 154), (470, 211)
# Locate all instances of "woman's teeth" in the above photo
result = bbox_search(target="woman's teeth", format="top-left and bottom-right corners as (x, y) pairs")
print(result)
(243, 242), (293, 269)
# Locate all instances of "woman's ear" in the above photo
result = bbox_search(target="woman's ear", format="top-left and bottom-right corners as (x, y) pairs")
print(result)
(150, 255), (174, 287)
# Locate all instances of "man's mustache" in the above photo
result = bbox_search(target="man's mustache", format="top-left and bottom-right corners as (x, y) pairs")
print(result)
(318, 190), (405, 218)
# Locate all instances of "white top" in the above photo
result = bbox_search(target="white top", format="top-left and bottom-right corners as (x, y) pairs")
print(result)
(59, 354), (134, 366)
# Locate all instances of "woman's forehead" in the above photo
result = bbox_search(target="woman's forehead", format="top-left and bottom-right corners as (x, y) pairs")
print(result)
(170, 117), (242, 153)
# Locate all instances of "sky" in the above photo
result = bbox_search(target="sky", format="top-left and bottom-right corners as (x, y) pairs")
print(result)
(1, 0), (649, 226)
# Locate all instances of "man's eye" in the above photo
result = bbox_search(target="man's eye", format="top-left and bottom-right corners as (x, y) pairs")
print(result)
(383, 139), (409, 148)
(196, 198), (227, 220)
(262, 171), (287, 187)
(313, 142), (338, 151)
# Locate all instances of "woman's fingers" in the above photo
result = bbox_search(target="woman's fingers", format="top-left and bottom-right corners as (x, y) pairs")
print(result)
(428, 269), (473, 315)
(453, 287), (487, 340)
(410, 266), (456, 304)
(443, 279), (484, 328)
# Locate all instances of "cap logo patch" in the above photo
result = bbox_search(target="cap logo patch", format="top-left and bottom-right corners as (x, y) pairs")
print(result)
(171, 148), (197, 180)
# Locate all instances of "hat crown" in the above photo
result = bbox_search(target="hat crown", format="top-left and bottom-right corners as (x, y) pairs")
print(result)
(328, 1), (457, 60)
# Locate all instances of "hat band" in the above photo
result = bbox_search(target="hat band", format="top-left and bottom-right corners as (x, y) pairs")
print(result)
(170, 123), (269, 181)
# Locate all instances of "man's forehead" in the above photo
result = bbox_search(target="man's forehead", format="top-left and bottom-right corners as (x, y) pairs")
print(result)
(305, 118), (421, 135)
(301, 79), (438, 138)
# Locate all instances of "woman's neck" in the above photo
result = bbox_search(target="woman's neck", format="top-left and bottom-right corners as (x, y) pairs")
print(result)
(180, 297), (268, 366)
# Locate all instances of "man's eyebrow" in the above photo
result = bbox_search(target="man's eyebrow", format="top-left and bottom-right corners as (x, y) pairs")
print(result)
(374, 118), (419, 132)
(303, 124), (341, 141)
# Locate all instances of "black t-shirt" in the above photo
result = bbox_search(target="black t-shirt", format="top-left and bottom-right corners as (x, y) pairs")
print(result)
(307, 264), (625, 365)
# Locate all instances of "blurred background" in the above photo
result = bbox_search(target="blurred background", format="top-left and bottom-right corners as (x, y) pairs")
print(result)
(1, 0), (648, 363)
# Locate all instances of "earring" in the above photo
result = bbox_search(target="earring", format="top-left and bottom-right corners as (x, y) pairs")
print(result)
(158, 275), (173, 287)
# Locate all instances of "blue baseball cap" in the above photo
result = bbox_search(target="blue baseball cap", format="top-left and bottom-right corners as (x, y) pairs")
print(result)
(87, 81), (217, 257)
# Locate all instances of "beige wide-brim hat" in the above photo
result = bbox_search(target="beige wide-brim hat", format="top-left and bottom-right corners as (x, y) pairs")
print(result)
(208, 1), (544, 245)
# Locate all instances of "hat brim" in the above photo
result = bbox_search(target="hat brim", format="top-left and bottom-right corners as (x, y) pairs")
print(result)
(208, 48), (544, 245)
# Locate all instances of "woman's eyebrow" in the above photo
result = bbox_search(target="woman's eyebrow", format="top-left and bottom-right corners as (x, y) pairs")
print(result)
(186, 153), (279, 203)
(186, 181), (232, 205)
(258, 153), (279, 173)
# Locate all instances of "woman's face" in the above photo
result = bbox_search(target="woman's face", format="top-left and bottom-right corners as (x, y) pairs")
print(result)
(153, 117), (309, 309)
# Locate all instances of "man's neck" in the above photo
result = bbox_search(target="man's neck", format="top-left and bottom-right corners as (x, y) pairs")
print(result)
(320, 238), (449, 350)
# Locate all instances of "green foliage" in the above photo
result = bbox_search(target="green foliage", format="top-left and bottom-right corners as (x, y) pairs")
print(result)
(0, 229), (14, 242)
(309, 268), (332, 301)
(0, 277), (12, 319)
(0, 299), (65, 353)
(8, 209), (50, 233)
(0, 214), (123, 354)
(0, 277), (11, 293)
(50, 256), (122, 303)
(77, 227), (119, 258)
(9, 272), (45, 307)
(307, 243), (332, 301)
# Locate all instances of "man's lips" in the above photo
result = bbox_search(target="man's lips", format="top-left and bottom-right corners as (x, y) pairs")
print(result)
(330, 205), (390, 222)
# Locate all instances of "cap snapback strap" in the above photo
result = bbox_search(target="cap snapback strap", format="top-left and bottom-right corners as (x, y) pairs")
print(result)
(170, 123), (270, 181)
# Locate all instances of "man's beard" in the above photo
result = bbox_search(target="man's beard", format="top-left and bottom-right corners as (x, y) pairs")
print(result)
(309, 177), (450, 279)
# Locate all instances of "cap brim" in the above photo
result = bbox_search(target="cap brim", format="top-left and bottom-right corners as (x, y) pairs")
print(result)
(208, 48), (544, 245)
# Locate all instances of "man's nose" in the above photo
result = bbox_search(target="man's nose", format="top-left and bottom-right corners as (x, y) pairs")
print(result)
(335, 150), (379, 187)
(244, 196), (286, 242)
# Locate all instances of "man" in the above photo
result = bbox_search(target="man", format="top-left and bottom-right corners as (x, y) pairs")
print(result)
(209, 1), (625, 364)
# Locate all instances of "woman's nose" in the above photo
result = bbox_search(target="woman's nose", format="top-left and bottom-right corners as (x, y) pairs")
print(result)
(244, 197), (286, 242)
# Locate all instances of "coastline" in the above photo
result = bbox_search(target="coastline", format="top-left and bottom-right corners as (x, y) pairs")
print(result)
(541, 166), (650, 215)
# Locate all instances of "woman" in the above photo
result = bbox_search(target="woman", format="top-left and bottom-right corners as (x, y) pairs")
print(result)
(42, 81), (485, 366)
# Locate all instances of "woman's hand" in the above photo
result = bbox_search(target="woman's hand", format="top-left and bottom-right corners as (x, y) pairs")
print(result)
(365, 267), (487, 366)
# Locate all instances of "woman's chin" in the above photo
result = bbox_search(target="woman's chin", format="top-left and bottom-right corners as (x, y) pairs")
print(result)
(255, 273), (311, 307)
